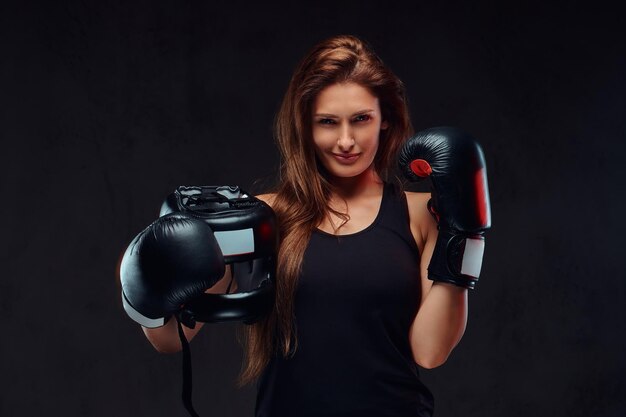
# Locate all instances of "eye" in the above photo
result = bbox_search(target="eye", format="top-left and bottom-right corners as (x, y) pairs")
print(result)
(317, 118), (336, 125)
(353, 114), (372, 123)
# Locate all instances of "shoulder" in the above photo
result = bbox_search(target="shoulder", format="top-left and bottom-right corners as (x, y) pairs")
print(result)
(404, 191), (432, 226)
(404, 191), (437, 252)
(255, 193), (277, 208)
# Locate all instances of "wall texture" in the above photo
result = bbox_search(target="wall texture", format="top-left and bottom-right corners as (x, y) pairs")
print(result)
(1, 1), (624, 416)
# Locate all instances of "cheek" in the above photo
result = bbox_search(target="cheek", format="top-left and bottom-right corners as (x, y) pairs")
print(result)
(362, 127), (382, 150)
(312, 128), (334, 149)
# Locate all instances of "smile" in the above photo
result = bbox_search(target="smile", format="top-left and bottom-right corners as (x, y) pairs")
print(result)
(332, 153), (361, 164)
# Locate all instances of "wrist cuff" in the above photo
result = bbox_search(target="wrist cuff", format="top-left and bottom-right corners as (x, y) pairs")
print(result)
(428, 229), (485, 290)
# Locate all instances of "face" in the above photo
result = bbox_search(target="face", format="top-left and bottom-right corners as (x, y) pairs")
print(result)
(311, 82), (388, 180)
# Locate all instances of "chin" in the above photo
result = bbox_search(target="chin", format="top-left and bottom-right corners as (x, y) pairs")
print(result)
(324, 162), (375, 181)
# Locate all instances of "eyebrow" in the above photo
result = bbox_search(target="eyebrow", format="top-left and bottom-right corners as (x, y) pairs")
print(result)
(313, 109), (376, 118)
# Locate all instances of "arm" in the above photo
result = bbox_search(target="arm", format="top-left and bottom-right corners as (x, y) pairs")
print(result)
(401, 127), (491, 369)
(143, 192), (276, 353)
(142, 266), (234, 353)
(132, 188), (277, 353)
(119, 213), (226, 354)
(407, 192), (467, 368)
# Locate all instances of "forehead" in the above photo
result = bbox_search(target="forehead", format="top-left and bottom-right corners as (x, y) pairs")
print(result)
(313, 82), (380, 114)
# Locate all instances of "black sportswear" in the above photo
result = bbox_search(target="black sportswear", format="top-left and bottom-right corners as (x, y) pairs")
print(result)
(255, 182), (434, 417)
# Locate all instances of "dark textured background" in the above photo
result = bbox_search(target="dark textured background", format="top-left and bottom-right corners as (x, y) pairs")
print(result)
(2, 0), (625, 416)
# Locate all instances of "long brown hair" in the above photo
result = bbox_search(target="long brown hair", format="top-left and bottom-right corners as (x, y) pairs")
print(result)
(240, 34), (413, 384)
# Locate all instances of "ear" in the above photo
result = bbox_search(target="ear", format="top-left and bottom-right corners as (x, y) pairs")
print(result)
(381, 120), (389, 130)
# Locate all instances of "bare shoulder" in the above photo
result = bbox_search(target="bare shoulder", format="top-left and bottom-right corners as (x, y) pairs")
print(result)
(404, 191), (437, 249)
(255, 193), (277, 208)
(404, 191), (432, 223)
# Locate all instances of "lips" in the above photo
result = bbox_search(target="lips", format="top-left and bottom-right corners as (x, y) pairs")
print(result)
(332, 153), (361, 164)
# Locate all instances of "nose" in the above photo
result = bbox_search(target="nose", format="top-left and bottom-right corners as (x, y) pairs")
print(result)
(337, 124), (355, 151)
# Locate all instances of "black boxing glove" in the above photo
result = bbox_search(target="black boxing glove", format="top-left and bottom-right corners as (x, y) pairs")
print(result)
(120, 212), (226, 328)
(399, 126), (492, 289)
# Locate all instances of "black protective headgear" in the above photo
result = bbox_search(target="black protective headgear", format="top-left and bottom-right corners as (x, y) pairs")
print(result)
(160, 185), (277, 326)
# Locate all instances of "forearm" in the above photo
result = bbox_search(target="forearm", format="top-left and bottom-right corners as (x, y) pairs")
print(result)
(409, 282), (468, 368)
(142, 319), (204, 354)
(140, 266), (234, 353)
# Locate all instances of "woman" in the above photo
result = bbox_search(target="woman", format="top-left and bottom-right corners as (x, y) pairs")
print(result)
(142, 35), (468, 416)
(249, 35), (468, 417)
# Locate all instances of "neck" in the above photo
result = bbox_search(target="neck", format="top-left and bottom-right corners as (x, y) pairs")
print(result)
(326, 166), (383, 201)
